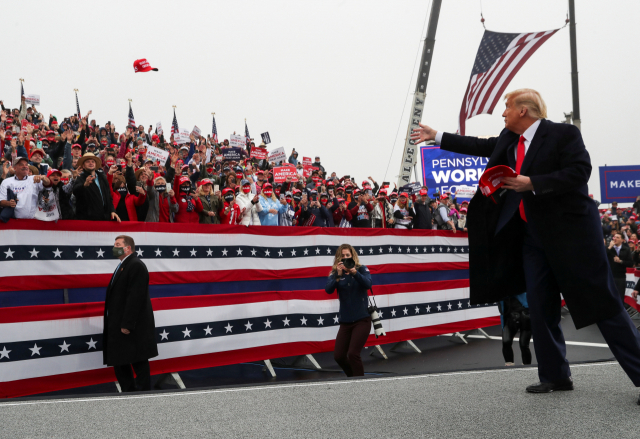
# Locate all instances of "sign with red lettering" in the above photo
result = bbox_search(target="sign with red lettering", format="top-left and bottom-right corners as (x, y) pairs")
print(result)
(273, 165), (299, 183)
(250, 147), (268, 160)
(303, 157), (312, 166)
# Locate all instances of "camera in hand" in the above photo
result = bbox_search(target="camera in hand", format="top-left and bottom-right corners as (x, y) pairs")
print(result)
(342, 258), (355, 270)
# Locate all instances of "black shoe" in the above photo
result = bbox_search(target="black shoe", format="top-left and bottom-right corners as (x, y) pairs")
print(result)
(526, 377), (573, 393)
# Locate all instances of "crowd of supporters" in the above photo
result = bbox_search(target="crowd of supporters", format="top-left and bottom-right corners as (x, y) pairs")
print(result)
(0, 98), (476, 231)
(600, 198), (640, 268)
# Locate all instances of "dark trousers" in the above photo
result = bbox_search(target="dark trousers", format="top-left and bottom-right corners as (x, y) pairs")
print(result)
(613, 277), (627, 301)
(523, 230), (640, 386)
(334, 317), (371, 377)
(113, 359), (151, 392)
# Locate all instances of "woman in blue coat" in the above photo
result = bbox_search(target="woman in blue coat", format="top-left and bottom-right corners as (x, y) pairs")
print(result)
(325, 244), (372, 376)
(258, 183), (288, 225)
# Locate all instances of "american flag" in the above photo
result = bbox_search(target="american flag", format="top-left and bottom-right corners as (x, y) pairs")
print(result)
(171, 109), (179, 135)
(0, 221), (499, 398)
(212, 114), (218, 143)
(20, 82), (24, 99)
(244, 120), (251, 145)
(75, 91), (81, 119)
(128, 102), (136, 127)
(458, 29), (559, 135)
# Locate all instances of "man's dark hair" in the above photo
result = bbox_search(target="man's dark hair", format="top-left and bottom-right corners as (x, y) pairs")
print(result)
(115, 235), (136, 252)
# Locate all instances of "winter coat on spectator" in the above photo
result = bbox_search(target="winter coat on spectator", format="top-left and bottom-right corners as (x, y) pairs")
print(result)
(607, 243), (634, 278)
(299, 204), (331, 227)
(198, 194), (222, 224)
(157, 191), (178, 223)
(73, 169), (115, 221)
(413, 200), (433, 229)
(258, 195), (287, 225)
(220, 201), (242, 225)
(49, 178), (76, 220)
(288, 154), (299, 166)
(349, 202), (374, 228)
(173, 192), (203, 223)
(235, 192), (262, 225)
(107, 173), (146, 222)
(333, 206), (353, 227)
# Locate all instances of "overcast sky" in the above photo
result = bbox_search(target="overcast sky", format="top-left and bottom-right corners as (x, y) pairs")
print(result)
(1, 0), (637, 203)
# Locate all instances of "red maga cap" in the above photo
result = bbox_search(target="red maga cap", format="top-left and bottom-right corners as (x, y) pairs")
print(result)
(133, 59), (158, 73)
(479, 165), (518, 201)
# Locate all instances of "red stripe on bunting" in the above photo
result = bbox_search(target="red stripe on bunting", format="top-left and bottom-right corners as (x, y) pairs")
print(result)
(0, 316), (498, 399)
(0, 279), (471, 323)
(0, 261), (469, 293)
(0, 219), (466, 238)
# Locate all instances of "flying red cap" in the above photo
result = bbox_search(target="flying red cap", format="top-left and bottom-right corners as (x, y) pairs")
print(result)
(133, 58), (158, 73)
(399, 192), (409, 198)
(479, 165), (518, 201)
(46, 169), (62, 178)
(178, 176), (190, 186)
(419, 189), (428, 196)
(29, 149), (45, 159)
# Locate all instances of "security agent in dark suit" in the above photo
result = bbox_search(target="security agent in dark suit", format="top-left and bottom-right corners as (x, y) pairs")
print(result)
(412, 89), (640, 404)
(104, 235), (158, 392)
(607, 232), (634, 300)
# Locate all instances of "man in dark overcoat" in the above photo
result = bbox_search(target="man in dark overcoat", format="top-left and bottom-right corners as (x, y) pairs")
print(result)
(412, 88), (640, 404)
(104, 235), (158, 392)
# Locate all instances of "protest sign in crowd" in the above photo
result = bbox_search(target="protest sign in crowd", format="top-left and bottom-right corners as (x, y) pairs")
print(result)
(0, 96), (638, 248)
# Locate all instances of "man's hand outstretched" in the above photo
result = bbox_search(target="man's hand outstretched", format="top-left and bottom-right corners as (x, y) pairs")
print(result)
(410, 123), (437, 145)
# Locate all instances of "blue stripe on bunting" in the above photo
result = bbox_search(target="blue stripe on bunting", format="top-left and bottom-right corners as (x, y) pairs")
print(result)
(0, 244), (469, 262)
(0, 299), (493, 363)
(0, 270), (469, 307)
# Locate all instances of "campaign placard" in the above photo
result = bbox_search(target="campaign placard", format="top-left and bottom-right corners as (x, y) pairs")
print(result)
(454, 185), (478, 198)
(267, 146), (287, 164)
(191, 125), (201, 138)
(400, 182), (422, 195)
(273, 165), (299, 183)
(222, 147), (242, 161)
(156, 122), (163, 135)
(24, 94), (40, 106)
(420, 145), (488, 199)
(303, 156), (312, 166)
(599, 165), (640, 203)
(146, 145), (170, 164)
(261, 132), (271, 144)
(250, 147), (268, 160)
(230, 134), (245, 148)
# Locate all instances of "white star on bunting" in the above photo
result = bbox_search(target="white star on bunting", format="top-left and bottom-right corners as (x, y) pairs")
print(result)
(282, 317), (290, 326)
(291, 249), (296, 256)
(304, 248), (309, 255)
(155, 248), (162, 256)
(391, 309), (396, 317)
(29, 248), (39, 258)
(96, 249), (105, 258)
(224, 323), (233, 333)
(317, 316), (324, 325)
(264, 319), (272, 328)
(237, 248), (243, 256)
(4, 248), (14, 258)
(59, 341), (71, 353)
(160, 330), (169, 340)
(222, 248), (228, 256)
(265, 249), (271, 256)
(204, 326), (212, 335)
(245, 321), (253, 331)
(182, 327), (192, 338)
(315, 248), (321, 254)
(426, 305), (431, 312)
(172, 248), (180, 257)
(75, 248), (84, 258)
(358, 248), (363, 254)
(333, 315), (339, 324)
(369, 248), (374, 254)
(206, 249), (213, 256)
(278, 250), (283, 257)
(458, 302), (463, 309)
(403, 307), (408, 315)
(251, 249), (257, 256)
(29, 343), (42, 356)
(86, 338), (97, 349)
(300, 316), (307, 325)
(447, 303), (452, 310)
(53, 248), (62, 258)
(437, 304), (442, 311)
(190, 249), (197, 257)
(415, 306), (420, 314)
(0, 346), (10, 359)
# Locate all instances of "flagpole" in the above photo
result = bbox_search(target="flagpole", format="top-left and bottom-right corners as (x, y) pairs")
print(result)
(568, 0), (581, 131)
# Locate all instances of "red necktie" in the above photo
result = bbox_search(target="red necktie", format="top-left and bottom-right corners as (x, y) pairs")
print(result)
(515, 135), (527, 222)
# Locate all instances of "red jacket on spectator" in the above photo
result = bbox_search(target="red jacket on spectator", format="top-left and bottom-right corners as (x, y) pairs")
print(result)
(107, 174), (146, 221)
(173, 194), (203, 223)
(219, 202), (242, 225)
(333, 206), (353, 226)
(158, 193), (178, 223)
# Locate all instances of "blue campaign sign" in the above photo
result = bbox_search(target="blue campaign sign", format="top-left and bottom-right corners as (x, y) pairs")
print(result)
(599, 165), (640, 203)
(420, 146), (489, 199)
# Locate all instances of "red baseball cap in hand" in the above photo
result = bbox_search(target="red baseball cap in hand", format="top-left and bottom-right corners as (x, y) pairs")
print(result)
(133, 59), (158, 73)
(479, 165), (518, 201)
